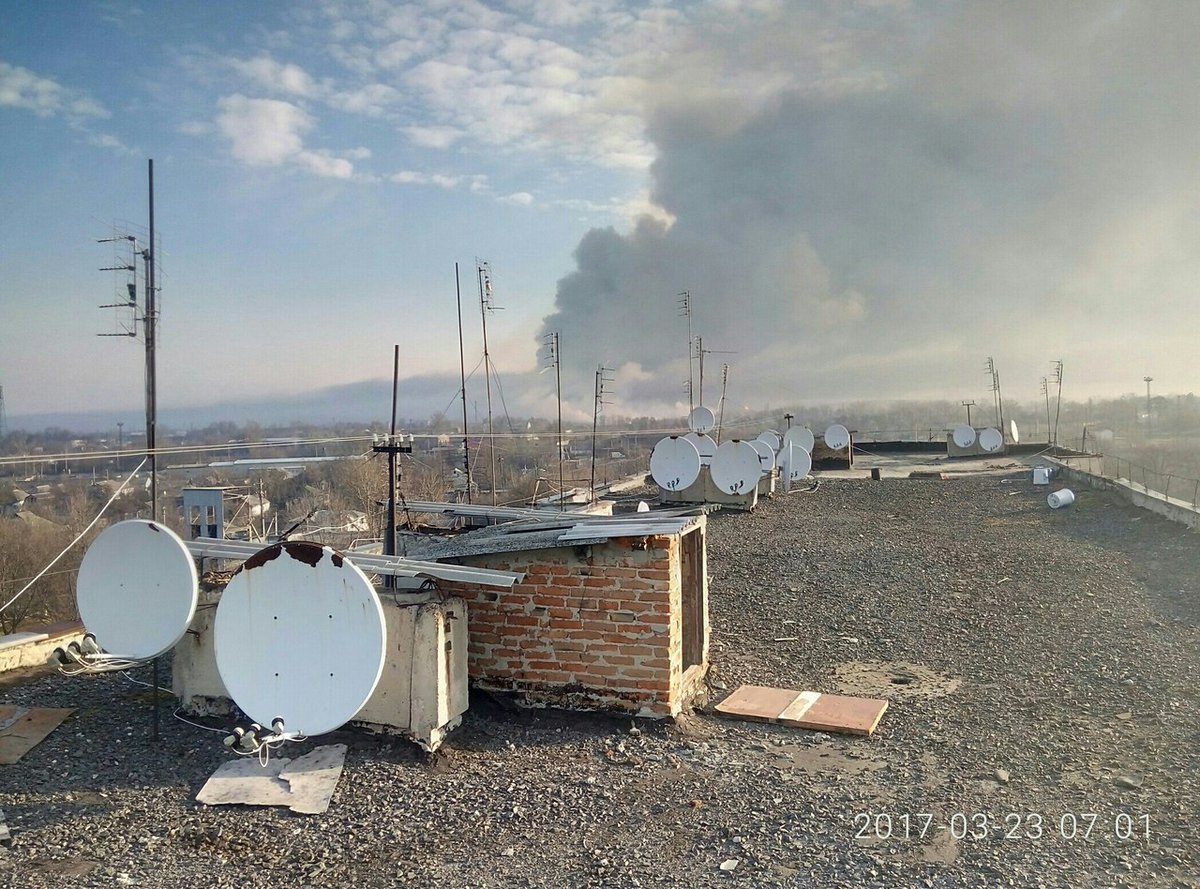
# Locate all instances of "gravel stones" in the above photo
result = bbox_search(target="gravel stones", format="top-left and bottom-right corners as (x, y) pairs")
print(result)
(1, 474), (1197, 888)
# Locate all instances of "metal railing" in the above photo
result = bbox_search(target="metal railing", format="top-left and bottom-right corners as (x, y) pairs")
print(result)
(1099, 454), (1200, 508)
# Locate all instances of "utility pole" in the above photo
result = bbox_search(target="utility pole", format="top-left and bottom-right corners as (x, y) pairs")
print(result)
(961, 400), (974, 426)
(1144, 376), (1154, 435)
(715, 364), (730, 444)
(116, 421), (124, 473)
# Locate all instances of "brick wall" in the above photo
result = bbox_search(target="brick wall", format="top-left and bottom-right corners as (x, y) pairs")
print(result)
(439, 526), (708, 717)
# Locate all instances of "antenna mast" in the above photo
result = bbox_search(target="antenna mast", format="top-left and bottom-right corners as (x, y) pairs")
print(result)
(372, 345), (411, 588)
(1052, 360), (1064, 448)
(715, 364), (730, 444)
(590, 365), (614, 502)
(454, 263), (471, 502)
(478, 260), (498, 505)
(543, 331), (564, 510)
(678, 290), (693, 413)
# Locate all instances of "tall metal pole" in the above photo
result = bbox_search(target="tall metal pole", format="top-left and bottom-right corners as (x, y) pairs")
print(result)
(1053, 360), (1064, 448)
(553, 332), (564, 511)
(1143, 376), (1153, 435)
(715, 364), (729, 444)
(145, 159), (160, 743)
(145, 159), (157, 517)
(454, 264), (471, 502)
(961, 400), (974, 426)
(1041, 378), (1051, 443)
(590, 366), (601, 502)
(478, 263), (496, 506)
(386, 345), (399, 585)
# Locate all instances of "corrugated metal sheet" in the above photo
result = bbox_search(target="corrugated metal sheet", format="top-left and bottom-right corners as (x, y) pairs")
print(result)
(184, 538), (523, 588)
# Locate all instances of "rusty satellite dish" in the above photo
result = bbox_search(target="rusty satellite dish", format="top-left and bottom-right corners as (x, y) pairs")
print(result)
(214, 541), (386, 737)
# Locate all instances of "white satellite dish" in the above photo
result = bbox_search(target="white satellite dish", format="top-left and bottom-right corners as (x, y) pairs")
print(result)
(824, 424), (851, 450)
(214, 541), (386, 737)
(952, 425), (977, 448)
(709, 440), (762, 495)
(1009, 420), (1020, 444)
(682, 431), (717, 465)
(783, 425), (815, 453)
(756, 430), (782, 451)
(747, 438), (776, 474)
(650, 436), (702, 491)
(76, 519), (198, 660)
(979, 427), (1004, 453)
(687, 405), (716, 434)
(777, 443), (813, 485)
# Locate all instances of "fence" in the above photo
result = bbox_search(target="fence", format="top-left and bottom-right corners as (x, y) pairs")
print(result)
(1100, 454), (1200, 508)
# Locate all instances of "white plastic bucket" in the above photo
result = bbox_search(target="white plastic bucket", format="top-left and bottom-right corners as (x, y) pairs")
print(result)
(1047, 488), (1075, 509)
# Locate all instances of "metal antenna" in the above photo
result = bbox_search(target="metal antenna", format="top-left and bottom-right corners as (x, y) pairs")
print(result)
(1143, 375), (1154, 436)
(694, 335), (735, 407)
(715, 364), (730, 444)
(454, 263), (471, 502)
(984, 357), (1004, 431)
(1040, 378), (1051, 443)
(677, 290), (694, 413)
(590, 365), (615, 502)
(1052, 359), (1064, 448)
(372, 345), (412, 588)
(477, 260), (500, 505)
(961, 400), (975, 426)
(542, 331), (564, 510)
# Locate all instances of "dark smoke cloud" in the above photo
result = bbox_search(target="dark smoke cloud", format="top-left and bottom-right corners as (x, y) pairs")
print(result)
(538, 1), (1200, 413)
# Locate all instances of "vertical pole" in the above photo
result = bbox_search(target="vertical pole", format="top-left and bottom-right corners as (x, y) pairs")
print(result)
(1053, 361), (1064, 449)
(145, 158), (160, 743)
(455, 264), (471, 502)
(554, 332), (564, 511)
(590, 366), (600, 502)
(478, 264), (496, 506)
(696, 335), (704, 407)
(385, 345), (399, 588)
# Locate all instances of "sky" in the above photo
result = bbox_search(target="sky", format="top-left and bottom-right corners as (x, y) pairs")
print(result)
(2, 0), (1198, 432)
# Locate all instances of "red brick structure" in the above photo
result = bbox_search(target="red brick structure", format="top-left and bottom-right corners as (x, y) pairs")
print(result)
(436, 517), (709, 717)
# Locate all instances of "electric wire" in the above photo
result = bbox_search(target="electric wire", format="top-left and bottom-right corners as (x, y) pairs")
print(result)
(0, 457), (148, 617)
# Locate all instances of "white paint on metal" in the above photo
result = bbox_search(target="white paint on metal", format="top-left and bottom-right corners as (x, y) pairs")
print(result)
(747, 439), (776, 474)
(687, 405), (716, 434)
(709, 440), (762, 495)
(783, 425), (815, 453)
(682, 432), (717, 465)
(650, 436), (702, 491)
(77, 519), (198, 659)
(824, 424), (851, 450)
(756, 429), (782, 451)
(952, 425), (977, 448)
(978, 427), (1004, 453)
(214, 542), (386, 736)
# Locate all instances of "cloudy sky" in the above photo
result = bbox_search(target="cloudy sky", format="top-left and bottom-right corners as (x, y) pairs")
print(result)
(2, 1), (1197, 429)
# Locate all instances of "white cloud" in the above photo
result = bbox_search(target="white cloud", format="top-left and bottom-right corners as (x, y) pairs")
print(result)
(213, 93), (360, 178)
(500, 191), (535, 206)
(402, 125), (464, 148)
(216, 94), (311, 165)
(0, 60), (110, 122)
(228, 55), (319, 98)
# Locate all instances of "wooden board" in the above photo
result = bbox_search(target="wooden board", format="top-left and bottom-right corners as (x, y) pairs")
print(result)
(715, 685), (887, 737)
(0, 706), (74, 764)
